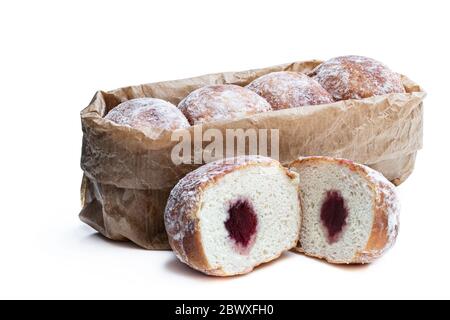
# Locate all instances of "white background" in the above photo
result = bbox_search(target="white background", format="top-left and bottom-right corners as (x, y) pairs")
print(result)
(0, 0), (448, 300)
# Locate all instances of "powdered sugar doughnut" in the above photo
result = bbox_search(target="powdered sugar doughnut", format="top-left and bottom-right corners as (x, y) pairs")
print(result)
(165, 155), (301, 276)
(177, 84), (272, 125)
(310, 55), (406, 101)
(105, 98), (190, 137)
(246, 71), (334, 110)
(289, 156), (400, 264)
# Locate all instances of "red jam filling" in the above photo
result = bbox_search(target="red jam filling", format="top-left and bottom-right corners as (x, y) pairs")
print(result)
(225, 198), (258, 250)
(320, 190), (349, 244)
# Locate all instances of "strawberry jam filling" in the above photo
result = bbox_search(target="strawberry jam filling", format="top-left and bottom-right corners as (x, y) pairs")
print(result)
(320, 190), (349, 244)
(225, 198), (258, 252)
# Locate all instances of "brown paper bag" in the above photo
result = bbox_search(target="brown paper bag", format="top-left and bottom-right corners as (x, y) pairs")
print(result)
(79, 60), (425, 250)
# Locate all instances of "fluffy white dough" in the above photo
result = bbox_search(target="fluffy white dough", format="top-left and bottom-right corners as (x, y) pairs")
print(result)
(290, 157), (400, 264)
(298, 162), (373, 262)
(165, 156), (301, 276)
(199, 165), (300, 275)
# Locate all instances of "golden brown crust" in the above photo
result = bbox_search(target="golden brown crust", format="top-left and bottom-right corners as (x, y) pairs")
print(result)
(165, 155), (293, 276)
(289, 156), (399, 264)
(310, 55), (406, 101)
(355, 176), (399, 263)
(177, 84), (272, 125)
(246, 71), (334, 110)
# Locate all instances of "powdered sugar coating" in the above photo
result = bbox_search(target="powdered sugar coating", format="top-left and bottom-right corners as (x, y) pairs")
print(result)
(164, 156), (281, 270)
(105, 98), (190, 136)
(177, 85), (272, 125)
(310, 55), (406, 101)
(246, 71), (334, 110)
